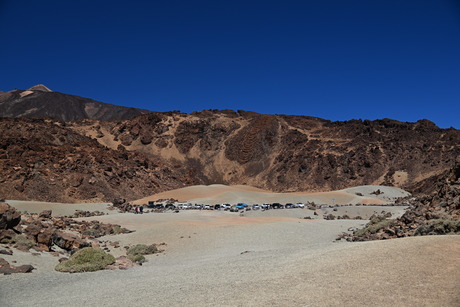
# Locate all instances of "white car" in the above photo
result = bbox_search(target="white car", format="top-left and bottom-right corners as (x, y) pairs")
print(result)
(296, 203), (305, 208)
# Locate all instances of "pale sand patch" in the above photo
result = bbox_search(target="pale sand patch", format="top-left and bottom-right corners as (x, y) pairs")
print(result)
(132, 184), (410, 205)
(0, 208), (458, 306)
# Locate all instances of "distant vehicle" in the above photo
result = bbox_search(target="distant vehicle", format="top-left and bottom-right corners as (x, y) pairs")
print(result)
(165, 203), (176, 210)
(236, 203), (248, 209)
(272, 203), (283, 209)
(204, 205), (211, 210)
(296, 203), (305, 208)
(285, 203), (294, 208)
(252, 204), (260, 210)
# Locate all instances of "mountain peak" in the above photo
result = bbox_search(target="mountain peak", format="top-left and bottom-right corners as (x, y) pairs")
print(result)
(28, 84), (53, 92)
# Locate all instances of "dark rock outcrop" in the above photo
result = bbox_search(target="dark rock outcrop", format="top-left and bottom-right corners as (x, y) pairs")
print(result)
(0, 202), (21, 229)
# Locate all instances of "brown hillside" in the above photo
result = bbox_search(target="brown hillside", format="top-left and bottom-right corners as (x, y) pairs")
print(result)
(1, 105), (459, 202)
(81, 110), (460, 194)
(0, 118), (184, 202)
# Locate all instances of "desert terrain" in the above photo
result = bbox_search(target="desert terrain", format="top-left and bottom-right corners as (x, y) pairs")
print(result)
(1, 184), (459, 306)
(0, 87), (459, 306)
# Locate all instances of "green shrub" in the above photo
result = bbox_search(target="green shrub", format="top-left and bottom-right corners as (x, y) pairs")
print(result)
(128, 254), (146, 263)
(354, 218), (393, 237)
(112, 225), (122, 234)
(127, 244), (158, 257)
(126, 244), (158, 263)
(55, 247), (115, 273)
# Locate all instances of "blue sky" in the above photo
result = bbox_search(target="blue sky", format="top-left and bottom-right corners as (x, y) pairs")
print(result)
(1, 0), (459, 128)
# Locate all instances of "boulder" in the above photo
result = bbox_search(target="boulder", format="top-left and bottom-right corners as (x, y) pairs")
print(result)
(0, 229), (16, 243)
(39, 210), (52, 219)
(0, 257), (34, 275)
(52, 231), (90, 252)
(0, 202), (21, 229)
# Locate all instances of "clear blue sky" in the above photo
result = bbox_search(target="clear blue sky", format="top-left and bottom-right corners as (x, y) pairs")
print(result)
(1, 0), (459, 128)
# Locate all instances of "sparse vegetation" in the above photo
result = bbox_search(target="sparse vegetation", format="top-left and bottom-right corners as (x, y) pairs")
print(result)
(11, 235), (35, 250)
(126, 244), (158, 263)
(354, 217), (393, 237)
(415, 219), (460, 236)
(112, 225), (123, 234)
(55, 247), (115, 273)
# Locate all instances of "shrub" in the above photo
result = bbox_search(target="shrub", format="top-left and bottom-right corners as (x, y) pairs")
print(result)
(128, 254), (146, 263)
(112, 225), (122, 234)
(354, 218), (393, 237)
(127, 244), (158, 257)
(55, 247), (115, 273)
(126, 244), (158, 263)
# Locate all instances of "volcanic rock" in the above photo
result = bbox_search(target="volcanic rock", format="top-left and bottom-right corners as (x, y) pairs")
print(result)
(0, 257), (34, 275)
(0, 202), (21, 229)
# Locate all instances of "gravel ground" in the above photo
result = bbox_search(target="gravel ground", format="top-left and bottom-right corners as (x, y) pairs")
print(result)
(1, 210), (459, 306)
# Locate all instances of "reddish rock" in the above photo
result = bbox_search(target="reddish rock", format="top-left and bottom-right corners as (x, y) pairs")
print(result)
(0, 202), (21, 229)
(39, 210), (52, 218)
(36, 228), (54, 250)
(0, 229), (16, 243)
(0, 257), (34, 275)
(52, 231), (90, 252)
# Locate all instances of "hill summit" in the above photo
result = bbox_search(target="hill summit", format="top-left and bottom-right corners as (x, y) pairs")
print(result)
(28, 84), (53, 92)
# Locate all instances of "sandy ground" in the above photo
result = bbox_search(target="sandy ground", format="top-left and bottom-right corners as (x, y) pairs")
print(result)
(1, 204), (459, 307)
(132, 184), (410, 206)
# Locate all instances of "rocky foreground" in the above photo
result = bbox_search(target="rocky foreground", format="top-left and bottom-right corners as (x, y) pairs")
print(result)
(0, 201), (151, 274)
(339, 163), (460, 241)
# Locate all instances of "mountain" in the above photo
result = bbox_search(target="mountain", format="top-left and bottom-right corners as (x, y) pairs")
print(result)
(0, 86), (459, 202)
(88, 110), (459, 194)
(0, 85), (150, 121)
(1, 110), (459, 203)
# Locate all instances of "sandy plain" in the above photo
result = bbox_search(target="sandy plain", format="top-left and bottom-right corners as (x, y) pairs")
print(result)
(1, 185), (459, 306)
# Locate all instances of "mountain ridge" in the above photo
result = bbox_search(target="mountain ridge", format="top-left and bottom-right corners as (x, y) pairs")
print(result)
(0, 85), (150, 121)
(0, 86), (458, 202)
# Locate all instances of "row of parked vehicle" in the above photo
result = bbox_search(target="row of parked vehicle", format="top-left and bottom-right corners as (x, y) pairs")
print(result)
(147, 201), (305, 211)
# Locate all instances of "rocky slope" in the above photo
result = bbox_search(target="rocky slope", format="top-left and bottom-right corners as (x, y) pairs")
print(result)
(0, 85), (149, 121)
(0, 86), (459, 202)
(83, 110), (460, 194)
(0, 117), (184, 202)
(339, 163), (460, 241)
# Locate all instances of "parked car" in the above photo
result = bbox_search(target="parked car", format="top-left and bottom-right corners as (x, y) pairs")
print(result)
(261, 203), (270, 210)
(296, 203), (305, 208)
(272, 203), (283, 209)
